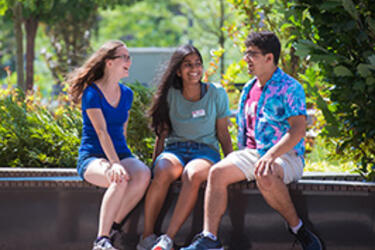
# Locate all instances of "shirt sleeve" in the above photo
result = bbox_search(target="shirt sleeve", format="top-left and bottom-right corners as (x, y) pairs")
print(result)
(284, 82), (307, 118)
(123, 85), (134, 111)
(81, 86), (101, 111)
(215, 85), (232, 119)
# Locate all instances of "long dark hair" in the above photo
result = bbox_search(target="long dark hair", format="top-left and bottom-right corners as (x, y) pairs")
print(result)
(67, 40), (125, 104)
(148, 44), (203, 137)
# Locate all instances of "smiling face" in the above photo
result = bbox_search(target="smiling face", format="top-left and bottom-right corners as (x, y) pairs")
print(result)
(109, 45), (132, 79)
(177, 53), (203, 86)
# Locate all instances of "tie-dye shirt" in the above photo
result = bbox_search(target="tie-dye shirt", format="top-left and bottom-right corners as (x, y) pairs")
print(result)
(237, 68), (307, 163)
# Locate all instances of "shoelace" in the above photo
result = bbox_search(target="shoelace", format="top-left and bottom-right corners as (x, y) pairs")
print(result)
(190, 233), (205, 246)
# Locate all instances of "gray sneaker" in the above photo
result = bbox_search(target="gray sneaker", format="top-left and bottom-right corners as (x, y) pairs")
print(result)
(151, 234), (174, 250)
(137, 234), (157, 250)
(93, 237), (118, 250)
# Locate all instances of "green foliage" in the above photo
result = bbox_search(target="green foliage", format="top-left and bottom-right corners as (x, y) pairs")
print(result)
(292, 0), (375, 180)
(126, 82), (154, 166)
(0, 81), (155, 168)
(0, 87), (81, 168)
(94, 1), (187, 48)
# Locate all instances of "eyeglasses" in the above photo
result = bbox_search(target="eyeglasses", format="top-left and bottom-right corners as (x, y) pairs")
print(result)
(244, 50), (264, 58)
(111, 54), (132, 62)
(181, 61), (203, 68)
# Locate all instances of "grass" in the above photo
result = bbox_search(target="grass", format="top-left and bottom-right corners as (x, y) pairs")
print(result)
(304, 136), (356, 173)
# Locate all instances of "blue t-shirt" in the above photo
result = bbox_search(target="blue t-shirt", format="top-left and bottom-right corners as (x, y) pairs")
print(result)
(79, 83), (133, 155)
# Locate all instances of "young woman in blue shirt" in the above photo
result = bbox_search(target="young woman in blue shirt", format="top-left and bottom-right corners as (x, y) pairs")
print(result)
(68, 40), (151, 250)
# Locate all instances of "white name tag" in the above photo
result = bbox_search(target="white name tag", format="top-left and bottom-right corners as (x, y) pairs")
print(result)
(192, 109), (205, 118)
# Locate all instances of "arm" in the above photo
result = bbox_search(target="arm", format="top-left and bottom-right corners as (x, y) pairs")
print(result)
(216, 117), (233, 156)
(152, 129), (168, 164)
(123, 111), (130, 138)
(255, 115), (306, 176)
(86, 108), (129, 182)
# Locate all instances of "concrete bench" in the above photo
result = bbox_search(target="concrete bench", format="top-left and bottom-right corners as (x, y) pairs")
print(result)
(0, 168), (374, 250)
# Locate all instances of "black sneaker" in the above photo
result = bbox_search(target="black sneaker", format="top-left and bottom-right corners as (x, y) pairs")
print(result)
(109, 229), (130, 250)
(291, 225), (323, 250)
(181, 233), (223, 250)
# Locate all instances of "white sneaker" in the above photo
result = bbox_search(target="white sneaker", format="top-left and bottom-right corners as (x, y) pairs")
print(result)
(151, 234), (173, 250)
(136, 234), (157, 250)
(93, 237), (118, 250)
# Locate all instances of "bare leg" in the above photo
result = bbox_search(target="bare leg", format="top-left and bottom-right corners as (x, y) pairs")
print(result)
(84, 159), (128, 237)
(203, 158), (247, 236)
(113, 157), (151, 223)
(166, 159), (212, 239)
(256, 163), (300, 227)
(142, 154), (183, 238)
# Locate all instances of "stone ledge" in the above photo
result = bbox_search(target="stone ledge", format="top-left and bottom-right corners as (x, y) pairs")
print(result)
(1, 172), (374, 193)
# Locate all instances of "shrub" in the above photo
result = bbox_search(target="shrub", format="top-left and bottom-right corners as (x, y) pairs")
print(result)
(291, 0), (375, 180)
(126, 82), (154, 166)
(0, 82), (155, 168)
(0, 87), (81, 168)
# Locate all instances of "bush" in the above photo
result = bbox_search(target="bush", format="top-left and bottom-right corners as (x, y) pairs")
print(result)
(126, 82), (154, 166)
(0, 82), (155, 168)
(291, 0), (375, 180)
(0, 87), (81, 168)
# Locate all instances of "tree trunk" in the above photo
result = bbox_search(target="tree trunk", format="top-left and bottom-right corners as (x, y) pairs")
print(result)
(12, 2), (25, 91)
(25, 17), (39, 92)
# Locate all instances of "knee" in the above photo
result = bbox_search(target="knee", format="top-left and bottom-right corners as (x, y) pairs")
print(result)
(208, 166), (229, 187)
(136, 166), (151, 187)
(153, 167), (179, 186)
(110, 180), (128, 193)
(256, 173), (279, 192)
(181, 170), (206, 188)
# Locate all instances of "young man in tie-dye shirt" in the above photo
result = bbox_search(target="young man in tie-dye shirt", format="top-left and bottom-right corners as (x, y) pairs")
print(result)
(182, 32), (323, 250)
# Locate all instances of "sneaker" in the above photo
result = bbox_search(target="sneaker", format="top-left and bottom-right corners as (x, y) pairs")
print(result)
(109, 229), (122, 245)
(181, 233), (223, 250)
(110, 229), (130, 250)
(151, 234), (174, 250)
(137, 234), (157, 250)
(291, 225), (324, 250)
(93, 237), (119, 250)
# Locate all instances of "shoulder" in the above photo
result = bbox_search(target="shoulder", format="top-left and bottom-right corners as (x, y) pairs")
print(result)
(272, 69), (304, 93)
(82, 84), (100, 100)
(167, 86), (178, 99)
(120, 83), (133, 95)
(207, 82), (227, 96)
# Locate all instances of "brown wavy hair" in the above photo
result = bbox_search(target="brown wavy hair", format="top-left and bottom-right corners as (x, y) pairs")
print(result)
(67, 40), (125, 104)
(148, 44), (203, 137)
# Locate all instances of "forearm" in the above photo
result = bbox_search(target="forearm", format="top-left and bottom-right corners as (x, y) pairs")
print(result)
(152, 136), (165, 163)
(218, 131), (233, 156)
(97, 131), (120, 164)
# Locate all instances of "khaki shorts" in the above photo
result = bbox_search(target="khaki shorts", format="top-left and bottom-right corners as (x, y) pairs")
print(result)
(226, 148), (304, 184)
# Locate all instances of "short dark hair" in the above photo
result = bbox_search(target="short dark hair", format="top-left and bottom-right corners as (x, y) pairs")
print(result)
(245, 31), (281, 65)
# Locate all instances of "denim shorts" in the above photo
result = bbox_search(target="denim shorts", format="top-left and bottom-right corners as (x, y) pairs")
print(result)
(76, 151), (133, 180)
(154, 141), (221, 168)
